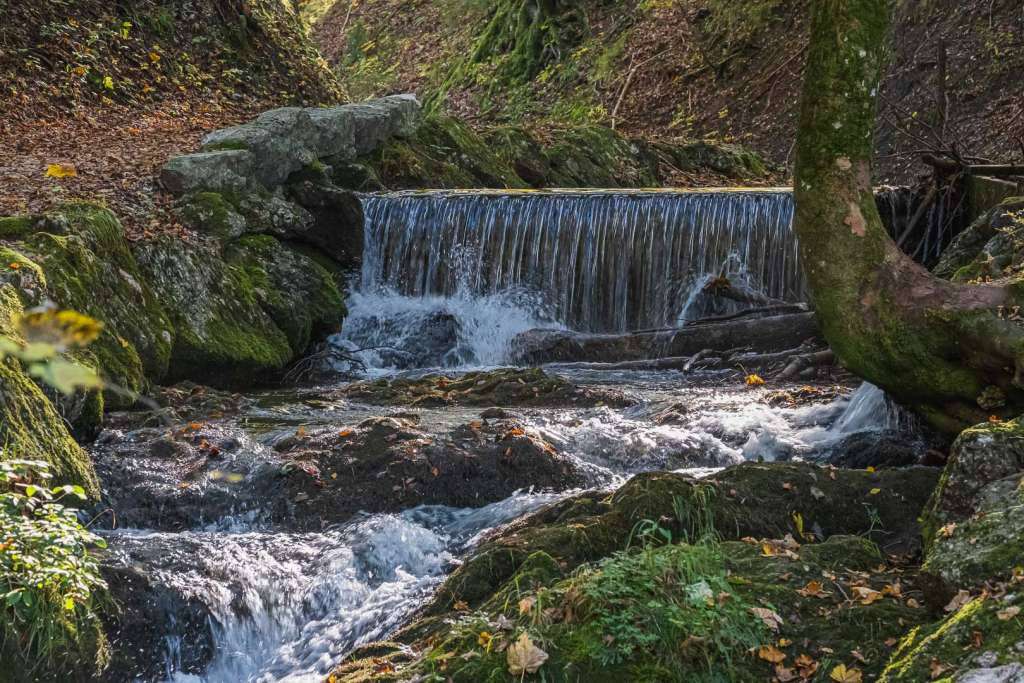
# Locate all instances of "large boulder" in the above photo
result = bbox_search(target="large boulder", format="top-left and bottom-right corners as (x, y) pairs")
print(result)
(934, 197), (1024, 281)
(134, 235), (292, 386)
(160, 149), (254, 195)
(201, 107), (321, 187)
(919, 418), (1024, 602)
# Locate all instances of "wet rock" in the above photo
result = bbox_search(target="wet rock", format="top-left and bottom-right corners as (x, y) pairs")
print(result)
(100, 564), (215, 682)
(935, 197), (1024, 282)
(284, 181), (364, 267)
(822, 430), (926, 469)
(276, 416), (589, 530)
(337, 368), (634, 408)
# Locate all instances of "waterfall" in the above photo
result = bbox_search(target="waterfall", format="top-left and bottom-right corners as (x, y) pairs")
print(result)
(359, 189), (803, 334)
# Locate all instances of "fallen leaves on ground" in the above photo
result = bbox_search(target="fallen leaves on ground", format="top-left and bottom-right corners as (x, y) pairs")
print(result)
(749, 607), (784, 631)
(997, 605), (1021, 621)
(944, 590), (972, 613)
(758, 644), (786, 663)
(507, 633), (548, 675)
(829, 663), (863, 683)
(797, 580), (831, 598)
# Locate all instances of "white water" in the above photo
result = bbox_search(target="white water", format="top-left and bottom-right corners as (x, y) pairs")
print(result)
(330, 287), (562, 375)
(107, 493), (563, 683)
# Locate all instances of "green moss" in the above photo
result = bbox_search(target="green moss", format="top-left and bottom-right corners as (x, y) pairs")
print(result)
(204, 140), (250, 152)
(881, 596), (1024, 681)
(0, 216), (35, 239)
(176, 192), (244, 239)
(0, 285), (100, 499)
(12, 203), (174, 404)
(226, 235), (346, 354)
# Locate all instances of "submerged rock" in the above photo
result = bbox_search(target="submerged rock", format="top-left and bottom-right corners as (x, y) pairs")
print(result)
(337, 368), (634, 408)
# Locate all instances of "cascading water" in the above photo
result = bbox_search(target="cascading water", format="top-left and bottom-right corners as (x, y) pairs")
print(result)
(98, 187), (931, 683)
(337, 189), (804, 371)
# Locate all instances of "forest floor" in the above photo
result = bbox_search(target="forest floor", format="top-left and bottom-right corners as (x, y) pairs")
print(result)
(311, 0), (1024, 184)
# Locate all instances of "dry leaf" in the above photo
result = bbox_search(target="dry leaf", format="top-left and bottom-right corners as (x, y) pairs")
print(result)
(518, 596), (536, 615)
(944, 590), (972, 613)
(938, 522), (957, 538)
(997, 605), (1021, 621)
(507, 633), (548, 675)
(852, 586), (882, 605)
(797, 580), (830, 598)
(830, 663), (863, 683)
(750, 607), (783, 631)
(775, 664), (798, 681)
(906, 598), (921, 609)
(746, 374), (766, 386)
(758, 645), (787, 663)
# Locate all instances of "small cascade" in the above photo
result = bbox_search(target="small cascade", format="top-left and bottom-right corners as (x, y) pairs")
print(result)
(360, 189), (803, 334)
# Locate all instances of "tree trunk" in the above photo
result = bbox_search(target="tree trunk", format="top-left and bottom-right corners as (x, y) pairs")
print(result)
(793, 0), (1024, 433)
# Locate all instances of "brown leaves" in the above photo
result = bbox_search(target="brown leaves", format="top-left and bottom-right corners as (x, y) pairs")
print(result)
(997, 605), (1021, 621)
(45, 163), (78, 178)
(506, 633), (548, 676)
(944, 589), (972, 613)
(758, 645), (787, 663)
(797, 580), (831, 598)
(518, 596), (536, 615)
(851, 586), (882, 606)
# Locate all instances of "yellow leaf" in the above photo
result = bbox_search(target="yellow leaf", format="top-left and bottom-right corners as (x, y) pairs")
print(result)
(507, 632), (548, 675)
(746, 374), (766, 386)
(797, 580), (830, 598)
(869, 488), (881, 496)
(103, 75), (114, 89)
(852, 586), (882, 605)
(8, 262), (20, 270)
(19, 307), (102, 347)
(866, 466), (876, 473)
(45, 163), (78, 178)
(830, 663), (863, 683)
(758, 645), (786, 663)
(73, 65), (87, 76)
(478, 631), (494, 651)
(149, 51), (161, 63)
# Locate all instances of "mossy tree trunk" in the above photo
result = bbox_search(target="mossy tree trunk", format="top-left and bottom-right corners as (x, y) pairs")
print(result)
(793, 0), (1024, 433)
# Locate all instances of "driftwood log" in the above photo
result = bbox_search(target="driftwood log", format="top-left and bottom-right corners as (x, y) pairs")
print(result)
(512, 312), (820, 364)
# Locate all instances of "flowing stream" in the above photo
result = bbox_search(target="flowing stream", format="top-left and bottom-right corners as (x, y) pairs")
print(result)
(94, 188), (930, 682)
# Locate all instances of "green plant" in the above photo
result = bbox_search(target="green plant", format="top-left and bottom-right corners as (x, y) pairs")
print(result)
(0, 458), (109, 676)
(0, 305), (104, 395)
(581, 542), (767, 674)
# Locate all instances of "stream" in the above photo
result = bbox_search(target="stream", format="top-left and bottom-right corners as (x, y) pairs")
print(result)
(92, 189), (930, 682)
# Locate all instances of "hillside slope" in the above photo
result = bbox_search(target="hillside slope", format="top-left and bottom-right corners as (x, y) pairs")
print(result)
(0, 0), (344, 235)
(309, 0), (1024, 184)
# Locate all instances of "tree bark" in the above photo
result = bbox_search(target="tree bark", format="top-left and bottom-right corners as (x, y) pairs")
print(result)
(793, 0), (1024, 433)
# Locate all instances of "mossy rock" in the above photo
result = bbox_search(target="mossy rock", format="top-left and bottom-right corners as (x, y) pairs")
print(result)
(225, 234), (346, 355)
(333, 536), (928, 682)
(0, 285), (99, 498)
(427, 463), (939, 614)
(6, 204), (174, 405)
(135, 234), (292, 387)
(921, 473), (1024, 605)
(935, 197), (1024, 283)
(881, 594), (1024, 682)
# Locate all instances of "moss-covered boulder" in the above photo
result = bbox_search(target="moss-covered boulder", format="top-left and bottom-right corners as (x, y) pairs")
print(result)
(881, 594), (1024, 682)
(333, 534), (929, 683)
(0, 285), (99, 498)
(225, 235), (346, 356)
(934, 197), (1024, 282)
(921, 473), (1024, 605)
(1, 204), (173, 405)
(428, 463), (938, 614)
(135, 235), (292, 386)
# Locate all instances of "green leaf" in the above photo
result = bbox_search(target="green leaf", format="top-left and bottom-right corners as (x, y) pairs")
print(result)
(4, 590), (22, 607)
(28, 359), (103, 395)
(19, 342), (58, 362)
(24, 485), (38, 498)
(64, 596), (75, 611)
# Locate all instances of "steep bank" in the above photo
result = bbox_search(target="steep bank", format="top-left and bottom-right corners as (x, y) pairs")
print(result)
(310, 0), (1024, 183)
